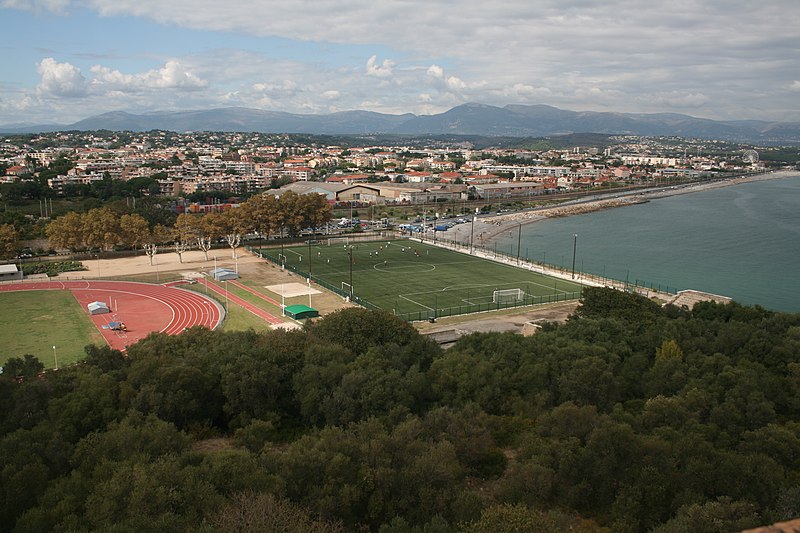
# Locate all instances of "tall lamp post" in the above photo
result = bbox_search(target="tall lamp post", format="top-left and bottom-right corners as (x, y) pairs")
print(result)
(52, 345), (58, 370)
(571, 233), (578, 280)
(348, 245), (353, 299)
(308, 239), (313, 278)
(516, 222), (522, 265)
(469, 212), (476, 254)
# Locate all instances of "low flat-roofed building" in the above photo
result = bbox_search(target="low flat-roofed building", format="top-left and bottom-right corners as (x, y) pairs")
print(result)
(473, 181), (545, 199)
(0, 264), (23, 281)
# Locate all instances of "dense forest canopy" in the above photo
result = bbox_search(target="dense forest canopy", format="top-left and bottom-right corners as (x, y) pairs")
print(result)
(1, 288), (800, 532)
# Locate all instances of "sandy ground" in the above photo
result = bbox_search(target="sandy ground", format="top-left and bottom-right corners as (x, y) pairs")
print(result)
(57, 248), (256, 279)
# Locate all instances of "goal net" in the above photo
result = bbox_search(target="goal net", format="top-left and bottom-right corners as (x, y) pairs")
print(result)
(328, 237), (350, 246)
(492, 288), (524, 304)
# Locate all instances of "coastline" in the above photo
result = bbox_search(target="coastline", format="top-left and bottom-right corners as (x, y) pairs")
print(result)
(443, 169), (798, 245)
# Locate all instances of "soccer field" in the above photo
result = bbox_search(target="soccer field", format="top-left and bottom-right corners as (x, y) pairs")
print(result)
(264, 239), (583, 320)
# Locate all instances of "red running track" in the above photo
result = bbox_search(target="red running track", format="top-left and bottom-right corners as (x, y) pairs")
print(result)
(227, 279), (281, 307)
(198, 278), (284, 325)
(0, 280), (224, 351)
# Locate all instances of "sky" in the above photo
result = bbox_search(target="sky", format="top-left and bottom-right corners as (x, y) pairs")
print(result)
(1, 0), (799, 126)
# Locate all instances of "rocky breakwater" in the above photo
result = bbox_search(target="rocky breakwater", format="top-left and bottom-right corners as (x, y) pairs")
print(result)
(531, 195), (649, 219)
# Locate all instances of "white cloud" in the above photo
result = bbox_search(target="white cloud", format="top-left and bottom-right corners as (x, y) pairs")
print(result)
(323, 90), (340, 100)
(365, 55), (394, 78)
(90, 60), (206, 91)
(426, 65), (444, 79)
(2, 0), (69, 14)
(3, 0), (800, 121)
(653, 91), (709, 108)
(36, 58), (87, 97)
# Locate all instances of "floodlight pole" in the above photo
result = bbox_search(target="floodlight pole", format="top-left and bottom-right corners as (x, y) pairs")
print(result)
(517, 222), (522, 265)
(348, 246), (353, 298)
(469, 214), (475, 255)
(571, 233), (578, 280)
(308, 239), (312, 278)
(52, 345), (58, 370)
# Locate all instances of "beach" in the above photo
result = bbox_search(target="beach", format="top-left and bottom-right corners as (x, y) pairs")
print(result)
(441, 169), (798, 245)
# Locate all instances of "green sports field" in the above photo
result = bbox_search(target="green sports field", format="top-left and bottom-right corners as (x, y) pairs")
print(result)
(265, 239), (584, 320)
(0, 290), (105, 369)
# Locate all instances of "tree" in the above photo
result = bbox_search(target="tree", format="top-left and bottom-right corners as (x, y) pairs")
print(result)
(0, 223), (18, 259)
(119, 213), (150, 251)
(218, 208), (248, 259)
(299, 192), (333, 233)
(241, 193), (279, 242)
(172, 214), (196, 263)
(83, 207), (121, 251)
(195, 213), (223, 261)
(142, 224), (171, 266)
(45, 211), (85, 251)
(212, 492), (347, 533)
(461, 504), (600, 533)
(277, 190), (308, 237)
(1, 354), (44, 379)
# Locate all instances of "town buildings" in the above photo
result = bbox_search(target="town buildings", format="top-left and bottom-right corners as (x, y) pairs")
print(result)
(0, 131), (766, 205)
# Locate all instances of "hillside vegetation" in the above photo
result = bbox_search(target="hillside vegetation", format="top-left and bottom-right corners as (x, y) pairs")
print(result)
(2, 287), (800, 532)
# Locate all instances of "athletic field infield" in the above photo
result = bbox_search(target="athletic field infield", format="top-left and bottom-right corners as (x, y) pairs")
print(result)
(0, 290), (105, 368)
(263, 239), (583, 320)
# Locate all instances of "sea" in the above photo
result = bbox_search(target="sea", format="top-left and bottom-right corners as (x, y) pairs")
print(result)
(495, 174), (800, 312)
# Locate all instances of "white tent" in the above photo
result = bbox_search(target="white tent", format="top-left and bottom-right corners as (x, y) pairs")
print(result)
(87, 301), (110, 315)
(211, 268), (239, 281)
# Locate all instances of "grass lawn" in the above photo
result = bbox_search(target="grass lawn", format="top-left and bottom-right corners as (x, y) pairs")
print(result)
(262, 239), (584, 320)
(218, 304), (275, 333)
(0, 291), (105, 369)
(183, 283), (279, 333)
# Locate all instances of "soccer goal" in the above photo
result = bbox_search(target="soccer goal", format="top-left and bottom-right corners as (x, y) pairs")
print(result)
(492, 288), (524, 305)
(341, 281), (353, 297)
(328, 237), (350, 246)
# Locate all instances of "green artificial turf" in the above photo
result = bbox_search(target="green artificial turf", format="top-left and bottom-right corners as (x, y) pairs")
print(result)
(0, 290), (105, 369)
(263, 239), (584, 320)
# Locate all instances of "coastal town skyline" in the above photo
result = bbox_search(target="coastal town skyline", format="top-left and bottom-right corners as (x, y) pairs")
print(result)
(2, 0), (799, 126)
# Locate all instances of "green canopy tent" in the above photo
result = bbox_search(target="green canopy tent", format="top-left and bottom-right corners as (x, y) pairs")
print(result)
(283, 304), (319, 320)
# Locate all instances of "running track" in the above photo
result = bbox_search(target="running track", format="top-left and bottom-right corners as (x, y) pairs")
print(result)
(197, 278), (284, 325)
(0, 280), (225, 351)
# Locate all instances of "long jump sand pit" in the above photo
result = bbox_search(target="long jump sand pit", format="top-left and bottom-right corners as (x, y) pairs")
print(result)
(265, 282), (322, 298)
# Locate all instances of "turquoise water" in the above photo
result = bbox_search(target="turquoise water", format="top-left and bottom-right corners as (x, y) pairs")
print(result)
(495, 175), (800, 312)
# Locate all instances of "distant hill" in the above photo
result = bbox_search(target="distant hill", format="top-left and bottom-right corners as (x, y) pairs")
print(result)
(3, 103), (799, 143)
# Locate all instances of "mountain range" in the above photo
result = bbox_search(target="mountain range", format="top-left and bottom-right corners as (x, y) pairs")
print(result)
(3, 103), (799, 144)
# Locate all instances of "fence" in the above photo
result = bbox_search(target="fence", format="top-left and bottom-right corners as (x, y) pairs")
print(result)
(394, 290), (582, 322)
(424, 234), (678, 296)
